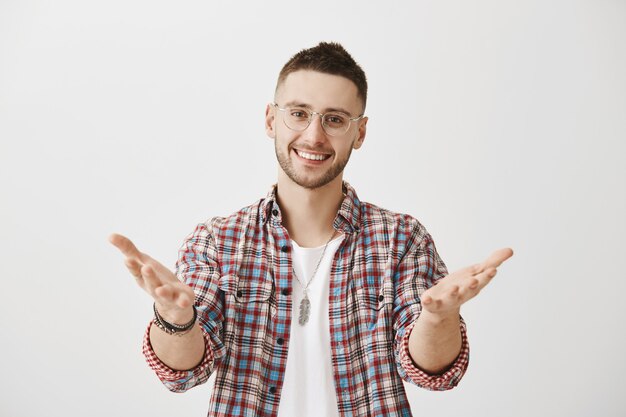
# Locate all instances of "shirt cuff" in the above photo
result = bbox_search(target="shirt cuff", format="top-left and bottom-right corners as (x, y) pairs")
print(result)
(142, 320), (214, 384)
(399, 317), (470, 390)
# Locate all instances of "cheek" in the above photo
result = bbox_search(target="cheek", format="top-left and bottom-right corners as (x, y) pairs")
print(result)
(335, 144), (351, 159)
(275, 132), (297, 151)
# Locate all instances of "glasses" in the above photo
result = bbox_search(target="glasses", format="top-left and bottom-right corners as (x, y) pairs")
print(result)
(272, 103), (364, 137)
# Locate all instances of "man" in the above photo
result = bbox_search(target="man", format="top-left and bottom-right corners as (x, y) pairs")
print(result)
(110, 42), (513, 417)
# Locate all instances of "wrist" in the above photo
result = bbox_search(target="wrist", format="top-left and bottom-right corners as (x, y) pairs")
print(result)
(154, 303), (195, 326)
(419, 308), (460, 326)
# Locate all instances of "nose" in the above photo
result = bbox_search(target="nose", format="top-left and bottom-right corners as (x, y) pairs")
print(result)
(301, 113), (327, 143)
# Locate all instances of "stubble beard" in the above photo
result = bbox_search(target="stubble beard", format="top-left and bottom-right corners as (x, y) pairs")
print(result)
(274, 137), (353, 190)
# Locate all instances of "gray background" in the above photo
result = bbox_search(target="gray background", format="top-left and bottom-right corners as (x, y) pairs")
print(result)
(1, 0), (624, 416)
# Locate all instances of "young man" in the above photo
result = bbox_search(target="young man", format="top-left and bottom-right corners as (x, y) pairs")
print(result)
(110, 42), (513, 417)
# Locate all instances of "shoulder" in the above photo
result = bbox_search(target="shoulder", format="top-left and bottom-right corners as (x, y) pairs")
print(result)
(360, 200), (426, 233)
(359, 200), (433, 248)
(203, 198), (264, 237)
(180, 199), (264, 259)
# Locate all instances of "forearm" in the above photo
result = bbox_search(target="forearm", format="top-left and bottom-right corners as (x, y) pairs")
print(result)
(408, 308), (462, 374)
(149, 308), (206, 371)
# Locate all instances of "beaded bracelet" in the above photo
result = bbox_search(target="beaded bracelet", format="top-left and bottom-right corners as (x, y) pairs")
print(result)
(153, 303), (197, 336)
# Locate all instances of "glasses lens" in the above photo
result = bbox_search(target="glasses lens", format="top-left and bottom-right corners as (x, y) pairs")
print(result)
(322, 113), (350, 136)
(283, 107), (311, 131)
(278, 105), (353, 136)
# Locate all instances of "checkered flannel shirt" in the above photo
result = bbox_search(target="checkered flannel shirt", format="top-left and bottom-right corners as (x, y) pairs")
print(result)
(143, 181), (469, 417)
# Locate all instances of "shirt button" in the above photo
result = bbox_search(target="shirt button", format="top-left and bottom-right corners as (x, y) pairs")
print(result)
(378, 295), (384, 302)
(236, 290), (243, 298)
(281, 245), (289, 253)
(272, 209), (278, 216)
(281, 288), (289, 296)
(269, 386), (277, 394)
(277, 337), (284, 345)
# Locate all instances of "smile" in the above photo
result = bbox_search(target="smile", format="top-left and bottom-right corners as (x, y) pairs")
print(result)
(294, 149), (331, 161)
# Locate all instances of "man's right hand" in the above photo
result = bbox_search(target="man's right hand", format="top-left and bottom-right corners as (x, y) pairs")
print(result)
(109, 233), (196, 324)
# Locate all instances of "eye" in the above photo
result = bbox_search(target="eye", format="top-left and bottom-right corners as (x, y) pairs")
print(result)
(325, 113), (348, 126)
(289, 108), (309, 119)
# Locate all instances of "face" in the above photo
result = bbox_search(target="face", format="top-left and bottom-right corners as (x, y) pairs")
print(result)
(265, 70), (368, 190)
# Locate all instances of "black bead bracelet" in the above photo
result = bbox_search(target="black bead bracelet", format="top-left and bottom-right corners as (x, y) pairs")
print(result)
(153, 303), (197, 336)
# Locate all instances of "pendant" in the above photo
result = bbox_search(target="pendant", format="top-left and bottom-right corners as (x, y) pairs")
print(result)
(299, 293), (311, 325)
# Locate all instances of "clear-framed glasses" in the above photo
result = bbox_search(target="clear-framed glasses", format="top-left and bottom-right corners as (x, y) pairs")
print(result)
(272, 103), (364, 137)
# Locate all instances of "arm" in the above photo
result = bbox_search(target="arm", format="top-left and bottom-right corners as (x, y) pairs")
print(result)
(109, 233), (206, 370)
(148, 309), (206, 371)
(110, 226), (226, 391)
(408, 309), (462, 374)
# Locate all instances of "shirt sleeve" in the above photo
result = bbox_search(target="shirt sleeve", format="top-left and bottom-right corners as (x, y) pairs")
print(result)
(398, 315), (469, 390)
(392, 219), (470, 391)
(141, 221), (227, 392)
(142, 321), (215, 392)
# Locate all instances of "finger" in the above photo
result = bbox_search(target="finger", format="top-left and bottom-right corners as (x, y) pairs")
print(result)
(109, 233), (146, 261)
(175, 291), (194, 309)
(154, 284), (178, 303)
(454, 279), (482, 306)
(469, 277), (480, 289)
(422, 293), (433, 305)
(141, 264), (163, 294)
(438, 284), (462, 307)
(449, 284), (460, 297)
(481, 247), (514, 269)
(148, 258), (177, 282)
(124, 257), (143, 278)
(155, 284), (194, 308)
(463, 268), (496, 294)
(458, 263), (483, 276)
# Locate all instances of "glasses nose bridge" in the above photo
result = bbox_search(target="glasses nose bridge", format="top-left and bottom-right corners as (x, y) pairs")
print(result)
(308, 109), (325, 121)
(306, 109), (329, 132)
(301, 109), (326, 137)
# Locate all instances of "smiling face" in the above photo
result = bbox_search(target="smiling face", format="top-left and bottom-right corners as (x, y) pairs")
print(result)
(265, 70), (368, 190)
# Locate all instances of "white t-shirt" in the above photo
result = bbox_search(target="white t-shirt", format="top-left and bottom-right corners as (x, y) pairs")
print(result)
(277, 234), (345, 417)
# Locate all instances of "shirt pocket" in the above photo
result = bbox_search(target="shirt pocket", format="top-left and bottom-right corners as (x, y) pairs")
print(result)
(219, 273), (277, 320)
(356, 281), (396, 361)
(356, 281), (394, 330)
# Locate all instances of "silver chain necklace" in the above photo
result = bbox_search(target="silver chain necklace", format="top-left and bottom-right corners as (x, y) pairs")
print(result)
(292, 230), (336, 326)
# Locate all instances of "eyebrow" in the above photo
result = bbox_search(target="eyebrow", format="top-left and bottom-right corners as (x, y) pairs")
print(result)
(282, 101), (355, 116)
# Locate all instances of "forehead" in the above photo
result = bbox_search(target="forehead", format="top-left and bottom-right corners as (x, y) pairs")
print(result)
(276, 70), (362, 113)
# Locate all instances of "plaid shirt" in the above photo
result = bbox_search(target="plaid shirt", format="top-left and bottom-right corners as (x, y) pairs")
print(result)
(143, 182), (469, 417)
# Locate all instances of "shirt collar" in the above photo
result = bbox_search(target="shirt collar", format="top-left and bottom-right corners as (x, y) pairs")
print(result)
(260, 181), (362, 234)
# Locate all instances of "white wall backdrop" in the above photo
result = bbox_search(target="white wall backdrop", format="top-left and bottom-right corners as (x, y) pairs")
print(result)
(1, 1), (624, 416)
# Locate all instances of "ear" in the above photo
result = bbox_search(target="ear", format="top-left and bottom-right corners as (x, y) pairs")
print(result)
(352, 116), (368, 150)
(265, 103), (276, 139)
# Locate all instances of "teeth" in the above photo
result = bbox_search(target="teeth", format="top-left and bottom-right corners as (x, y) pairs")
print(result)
(297, 150), (329, 161)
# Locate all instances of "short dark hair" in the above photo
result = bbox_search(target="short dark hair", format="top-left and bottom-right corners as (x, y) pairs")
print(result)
(276, 42), (368, 111)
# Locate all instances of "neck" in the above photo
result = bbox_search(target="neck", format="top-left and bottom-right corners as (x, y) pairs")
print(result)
(276, 173), (344, 248)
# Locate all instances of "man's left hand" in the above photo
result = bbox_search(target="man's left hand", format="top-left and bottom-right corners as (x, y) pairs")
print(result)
(421, 248), (514, 316)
